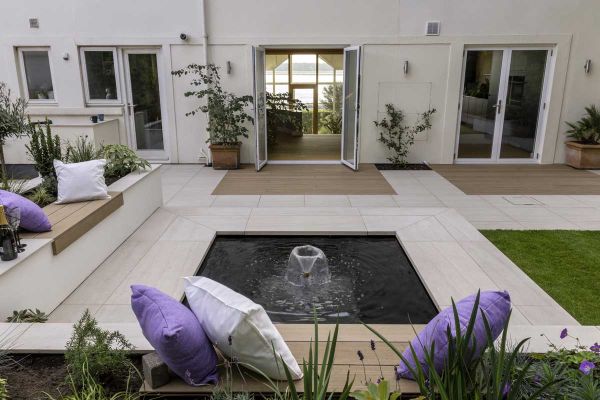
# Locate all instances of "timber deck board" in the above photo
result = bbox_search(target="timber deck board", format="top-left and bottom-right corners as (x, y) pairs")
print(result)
(431, 164), (600, 195)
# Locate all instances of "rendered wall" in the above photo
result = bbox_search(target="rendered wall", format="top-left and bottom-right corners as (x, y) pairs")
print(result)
(1, 0), (599, 164)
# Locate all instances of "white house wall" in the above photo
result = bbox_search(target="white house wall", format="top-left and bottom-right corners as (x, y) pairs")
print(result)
(1, 0), (599, 164)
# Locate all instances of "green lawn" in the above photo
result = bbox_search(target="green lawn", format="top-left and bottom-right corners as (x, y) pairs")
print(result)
(480, 230), (600, 325)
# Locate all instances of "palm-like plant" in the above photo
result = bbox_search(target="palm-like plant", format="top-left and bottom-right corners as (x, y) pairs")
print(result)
(566, 105), (600, 144)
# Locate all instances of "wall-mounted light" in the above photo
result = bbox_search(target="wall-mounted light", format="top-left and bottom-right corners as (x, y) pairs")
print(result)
(226, 61), (232, 74)
(403, 60), (409, 75)
(584, 59), (592, 74)
(179, 33), (188, 41)
(62, 52), (70, 61)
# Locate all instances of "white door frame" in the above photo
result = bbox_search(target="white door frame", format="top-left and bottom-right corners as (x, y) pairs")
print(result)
(454, 46), (553, 164)
(341, 45), (361, 170)
(121, 47), (170, 162)
(253, 46), (268, 171)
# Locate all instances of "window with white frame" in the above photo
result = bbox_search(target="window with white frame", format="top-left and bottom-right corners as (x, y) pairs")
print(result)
(19, 48), (55, 102)
(80, 47), (120, 103)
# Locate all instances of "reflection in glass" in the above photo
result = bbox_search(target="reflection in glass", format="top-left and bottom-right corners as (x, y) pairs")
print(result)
(127, 53), (164, 150)
(255, 50), (267, 165)
(457, 50), (503, 159)
(22, 51), (54, 100)
(342, 50), (358, 165)
(499, 50), (547, 158)
(84, 51), (118, 100)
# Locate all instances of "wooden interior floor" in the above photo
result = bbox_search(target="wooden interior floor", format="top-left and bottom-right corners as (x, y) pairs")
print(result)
(431, 164), (600, 195)
(268, 134), (341, 161)
(212, 164), (396, 195)
(141, 324), (421, 395)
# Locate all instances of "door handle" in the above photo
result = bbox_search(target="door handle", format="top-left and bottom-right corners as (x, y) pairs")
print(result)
(127, 103), (138, 114)
(492, 100), (502, 114)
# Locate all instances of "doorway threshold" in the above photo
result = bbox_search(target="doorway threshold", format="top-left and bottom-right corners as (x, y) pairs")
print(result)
(268, 160), (341, 165)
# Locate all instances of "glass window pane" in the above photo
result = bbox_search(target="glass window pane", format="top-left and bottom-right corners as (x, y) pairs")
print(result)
(318, 56), (334, 83)
(457, 50), (503, 159)
(291, 54), (316, 84)
(22, 50), (54, 100)
(84, 50), (118, 100)
(318, 54), (343, 85)
(265, 55), (289, 86)
(499, 50), (547, 159)
(318, 83), (342, 134)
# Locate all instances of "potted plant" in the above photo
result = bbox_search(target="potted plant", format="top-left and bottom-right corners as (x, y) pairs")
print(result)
(172, 64), (253, 169)
(565, 105), (600, 169)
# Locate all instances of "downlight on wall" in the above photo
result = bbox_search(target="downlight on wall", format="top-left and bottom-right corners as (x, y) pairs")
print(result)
(584, 59), (592, 74)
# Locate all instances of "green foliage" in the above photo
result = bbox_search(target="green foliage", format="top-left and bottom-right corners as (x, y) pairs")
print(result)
(65, 136), (103, 164)
(102, 144), (150, 179)
(172, 64), (254, 145)
(320, 83), (342, 135)
(481, 230), (600, 325)
(266, 91), (307, 142)
(28, 185), (56, 207)
(566, 105), (600, 144)
(374, 104), (436, 166)
(6, 308), (48, 323)
(26, 119), (63, 195)
(0, 377), (7, 400)
(45, 357), (139, 400)
(65, 310), (134, 388)
(0, 82), (29, 184)
(350, 379), (400, 400)
(366, 291), (555, 400)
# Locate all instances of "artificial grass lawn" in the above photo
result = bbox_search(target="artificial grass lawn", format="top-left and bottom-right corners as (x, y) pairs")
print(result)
(480, 230), (600, 325)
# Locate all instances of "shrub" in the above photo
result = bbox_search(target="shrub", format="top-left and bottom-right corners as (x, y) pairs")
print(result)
(64, 310), (134, 388)
(374, 104), (436, 166)
(25, 119), (62, 194)
(102, 144), (150, 179)
(266, 91), (307, 142)
(45, 356), (139, 400)
(6, 308), (48, 323)
(65, 136), (103, 163)
(172, 64), (254, 145)
(0, 377), (7, 400)
(0, 82), (29, 186)
(566, 105), (600, 144)
(27, 185), (56, 207)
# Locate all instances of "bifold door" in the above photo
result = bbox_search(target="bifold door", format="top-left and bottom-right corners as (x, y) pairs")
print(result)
(253, 46), (268, 171)
(341, 46), (361, 170)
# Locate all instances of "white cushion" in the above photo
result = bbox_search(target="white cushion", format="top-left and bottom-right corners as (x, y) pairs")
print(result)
(54, 159), (110, 204)
(184, 277), (302, 380)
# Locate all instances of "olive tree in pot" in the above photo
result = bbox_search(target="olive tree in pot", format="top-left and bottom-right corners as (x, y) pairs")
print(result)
(565, 105), (600, 169)
(172, 64), (253, 169)
(0, 82), (29, 187)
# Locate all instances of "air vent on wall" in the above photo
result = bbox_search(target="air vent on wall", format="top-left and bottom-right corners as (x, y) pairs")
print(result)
(425, 21), (440, 36)
(29, 18), (39, 29)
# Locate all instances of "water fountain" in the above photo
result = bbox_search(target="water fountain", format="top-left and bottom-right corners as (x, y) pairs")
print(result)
(285, 245), (331, 287)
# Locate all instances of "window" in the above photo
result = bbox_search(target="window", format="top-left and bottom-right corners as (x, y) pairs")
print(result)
(80, 47), (120, 103)
(19, 48), (55, 102)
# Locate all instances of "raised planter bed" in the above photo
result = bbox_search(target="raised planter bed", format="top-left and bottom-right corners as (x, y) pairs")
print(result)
(565, 141), (600, 169)
(0, 165), (163, 319)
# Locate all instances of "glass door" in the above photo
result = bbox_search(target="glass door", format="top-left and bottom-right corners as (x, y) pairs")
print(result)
(253, 46), (268, 171)
(456, 48), (550, 162)
(290, 85), (316, 134)
(341, 46), (361, 170)
(123, 49), (168, 160)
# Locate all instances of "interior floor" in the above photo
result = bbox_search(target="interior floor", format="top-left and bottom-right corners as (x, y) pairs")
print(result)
(268, 133), (341, 161)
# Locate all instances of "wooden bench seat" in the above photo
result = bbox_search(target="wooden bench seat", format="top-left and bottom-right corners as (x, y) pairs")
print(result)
(141, 324), (422, 395)
(21, 192), (124, 255)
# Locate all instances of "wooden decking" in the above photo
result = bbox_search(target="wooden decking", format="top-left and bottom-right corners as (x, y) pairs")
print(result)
(431, 164), (600, 195)
(141, 324), (422, 395)
(21, 192), (124, 254)
(212, 164), (396, 195)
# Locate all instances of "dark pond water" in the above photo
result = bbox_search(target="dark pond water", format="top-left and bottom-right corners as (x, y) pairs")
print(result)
(195, 236), (437, 324)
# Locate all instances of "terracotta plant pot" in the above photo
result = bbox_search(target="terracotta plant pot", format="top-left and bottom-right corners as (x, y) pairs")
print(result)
(565, 141), (600, 169)
(210, 143), (241, 170)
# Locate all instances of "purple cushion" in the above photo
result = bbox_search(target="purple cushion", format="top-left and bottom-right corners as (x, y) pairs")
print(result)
(131, 285), (218, 386)
(398, 290), (511, 380)
(0, 190), (51, 232)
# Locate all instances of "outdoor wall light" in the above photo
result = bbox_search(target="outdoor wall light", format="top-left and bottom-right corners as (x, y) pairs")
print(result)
(179, 33), (189, 41)
(403, 60), (409, 75)
(62, 52), (70, 61)
(584, 59), (592, 74)
(227, 61), (232, 74)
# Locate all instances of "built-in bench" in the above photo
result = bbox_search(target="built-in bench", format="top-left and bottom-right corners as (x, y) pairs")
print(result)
(0, 165), (162, 319)
(21, 192), (124, 255)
